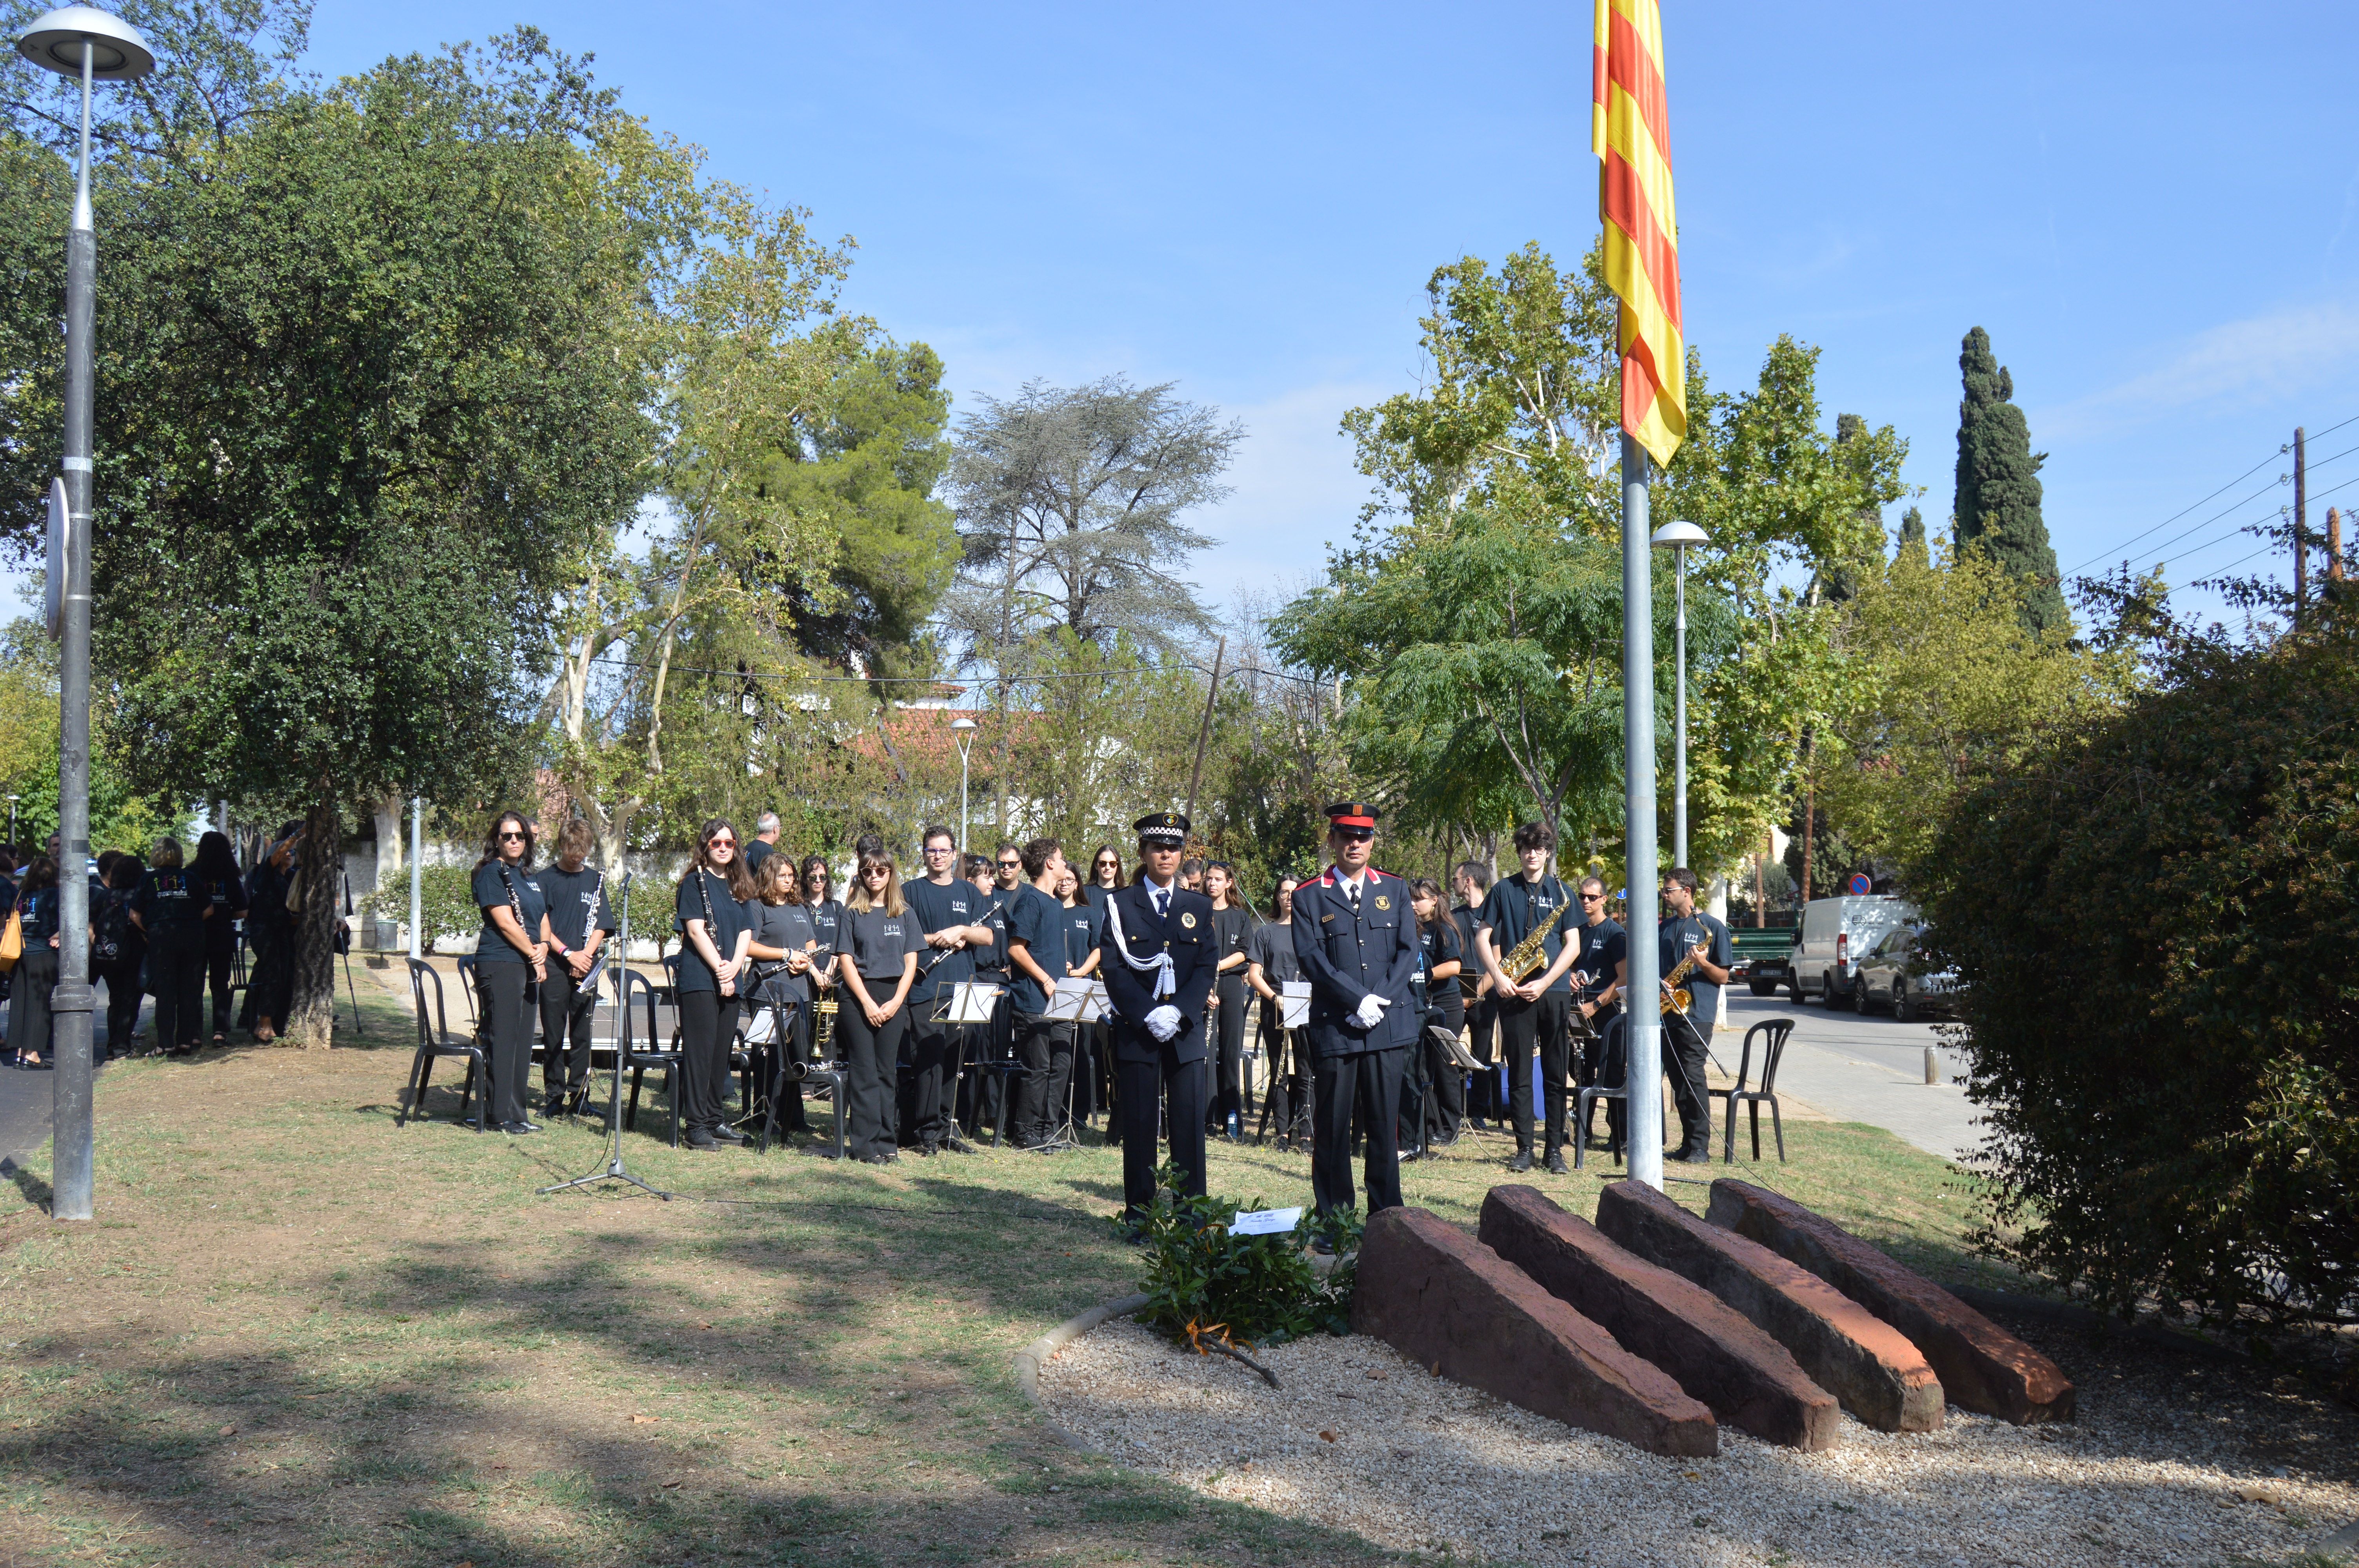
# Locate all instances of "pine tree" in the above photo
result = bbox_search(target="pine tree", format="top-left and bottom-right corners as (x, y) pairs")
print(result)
(1953, 327), (2069, 636)
(1897, 506), (1927, 566)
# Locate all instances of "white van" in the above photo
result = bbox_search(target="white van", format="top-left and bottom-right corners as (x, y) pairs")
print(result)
(1789, 895), (1915, 1005)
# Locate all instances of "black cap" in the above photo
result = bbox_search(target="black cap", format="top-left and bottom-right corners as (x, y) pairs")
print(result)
(1133, 811), (1190, 845)
(1324, 802), (1379, 829)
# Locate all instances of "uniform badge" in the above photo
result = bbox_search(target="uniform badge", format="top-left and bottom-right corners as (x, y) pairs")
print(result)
(1374, 895), (1390, 911)
(1180, 912), (1197, 929)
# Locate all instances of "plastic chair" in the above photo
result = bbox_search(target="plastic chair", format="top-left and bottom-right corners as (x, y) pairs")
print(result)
(618, 965), (682, 1147)
(399, 959), (487, 1131)
(454, 953), (481, 1038)
(1714, 1016), (1794, 1163)
(1574, 1014), (1628, 1171)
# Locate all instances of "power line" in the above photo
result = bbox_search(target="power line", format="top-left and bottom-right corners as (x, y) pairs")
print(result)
(583, 652), (1327, 690)
(2063, 410), (2359, 577)
(2155, 468), (2359, 598)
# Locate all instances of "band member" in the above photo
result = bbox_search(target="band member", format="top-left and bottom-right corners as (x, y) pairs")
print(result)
(904, 826), (994, 1155)
(1568, 874), (1627, 1147)
(745, 852), (819, 1136)
(1083, 846), (1124, 912)
(1246, 874), (1309, 1151)
(1657, 867), (1732, 1162)
(1452, 862), (1498, 1126)
(1475, 821), (1583, 1174)
(1292, 802), (1421, 1225)
(1097, 812), (1219, 1236)
(1056, 865), (1106, 1123)
(538, 820), (615, 1116)
(1202, 860), (1257, 1141)
(834, 851), (919, 1163)
(799, 855), (843, 1066)
(1410, 877), (1466, 1145)
(130, 837), (212, 1058)
(472, 812), (550, 1134)
(192, 831), (246, 1046)
(1007, 837), (1077, 1149)
(674, 818), (755, 1150)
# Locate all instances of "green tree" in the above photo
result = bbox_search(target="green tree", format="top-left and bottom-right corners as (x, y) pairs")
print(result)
(1953, 326), (2068, 637)
(1896, 505), (1928, 567)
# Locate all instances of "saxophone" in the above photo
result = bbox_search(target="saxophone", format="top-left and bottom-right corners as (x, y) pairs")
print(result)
(1659, 937), (1706, 1016)
(1500, 898), (1570, 983)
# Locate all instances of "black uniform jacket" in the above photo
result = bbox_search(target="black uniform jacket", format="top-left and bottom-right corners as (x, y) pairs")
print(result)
(1290, 866), (1421, 1059)
(1096, 880), (1219, 1066)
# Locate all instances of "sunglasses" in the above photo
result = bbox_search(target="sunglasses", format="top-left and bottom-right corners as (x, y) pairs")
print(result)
(499, 830), (527, 842)
(862, 865), (891, 877)
(707, 837), (735, 848)
(1336, 828), (1374, 842)
(1580, 893), (1605, 902)
(998, 859), (1021, 869)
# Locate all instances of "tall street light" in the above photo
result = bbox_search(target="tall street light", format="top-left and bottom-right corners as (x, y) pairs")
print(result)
(1650, 519), (1709, 872)
(5, 795), (18, 846)
(950, 717), (978, 859)
(17, 3), (153, 1224)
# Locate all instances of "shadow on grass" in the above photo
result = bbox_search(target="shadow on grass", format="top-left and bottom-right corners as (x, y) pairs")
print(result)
(2, 1153), (52, 1214)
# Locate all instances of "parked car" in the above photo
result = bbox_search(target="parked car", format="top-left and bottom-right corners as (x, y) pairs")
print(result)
(1852, 924), (1956, 1021)
(1789, 895), (1915, 1005)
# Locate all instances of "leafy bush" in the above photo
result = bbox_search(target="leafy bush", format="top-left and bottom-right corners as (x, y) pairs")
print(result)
(1131, 1164), (1359, 1349)
(1919, 608), (2359, 1325)
(360, 864), (484, 945)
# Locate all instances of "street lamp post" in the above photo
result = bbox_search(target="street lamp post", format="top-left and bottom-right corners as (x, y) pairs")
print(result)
(16, 4), (153, 1225)
(1650, 519), (1709, 871)
(950, 717), (978, 860)
(5, 795), (17, 846)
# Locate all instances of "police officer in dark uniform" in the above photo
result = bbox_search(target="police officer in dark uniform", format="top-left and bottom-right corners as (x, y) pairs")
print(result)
(1290, 803), (1421, 1224)
(1097, 812), (1219, 1237)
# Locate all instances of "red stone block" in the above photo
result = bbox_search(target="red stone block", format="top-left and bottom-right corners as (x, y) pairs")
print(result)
(1352, 1206), (1718, 1457)
(1707, 1179), (2076, 1425)
(1479, 1185), (1841, 1451)
(1596, 1180), (1945, 1433)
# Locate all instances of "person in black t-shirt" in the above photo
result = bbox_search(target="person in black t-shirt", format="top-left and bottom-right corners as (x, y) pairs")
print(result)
(1474, 821), (1585, 1174)
(96, 854), (145, 1058)
(192, 832), (247, 1045)
(1411, 878), (1466, 1145)
(1452, 862), (1498, 1126)
(130, 837), (213, 1058)
(7, 857), (60, 1068)
(1006, 837), (1079, 1148)
(1656, 867), (1733, 1162)
(673, 818), (756, 1150)
(1202, 861), (1257, 1141)
(1566, 874), (1628, 1147)
(240, 822), (303, 1041)
(1081, 845), (1123, 913)
(799, 855), (843, 1063)
(536, 819), (616, 1115)
(473, 813), (552, 1132)
(1245, 875), (1309, 1148)
(834, 850), (919, 1163)
(903, 826), (996, 1153)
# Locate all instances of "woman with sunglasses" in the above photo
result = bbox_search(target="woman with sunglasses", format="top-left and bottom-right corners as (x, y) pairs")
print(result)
(1082, 846), (1122, 913)
(799, 855), (843, 1061)
(675, 818), (758, 1150)
(834, 851), (918, 1163)
(745, 852), (819, 1137)
(1410, 876), (1467, 1147)
(1201, 861), (1258, 1142)
(472, 812), (551, 1134)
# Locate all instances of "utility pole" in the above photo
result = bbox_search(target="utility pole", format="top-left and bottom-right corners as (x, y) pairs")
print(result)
(2329, 506), (2346, 585)
(2293, 425), (2308, 618)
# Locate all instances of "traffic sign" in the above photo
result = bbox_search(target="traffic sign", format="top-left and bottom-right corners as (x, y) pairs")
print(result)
(1846, 872), (1872, 896)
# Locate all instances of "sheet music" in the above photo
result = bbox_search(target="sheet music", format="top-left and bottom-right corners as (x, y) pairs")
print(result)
(1280, 980), (1311, 1029)
(945, 980), (1002, 1024)
(1045, 976), (1100, 1022)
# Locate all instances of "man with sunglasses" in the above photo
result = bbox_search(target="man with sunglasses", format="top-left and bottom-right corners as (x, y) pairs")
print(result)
(1474, 820), (1585, 1174)
(1568, 874), (1627, 1148)
(902, 827), (996, 1155)
(1291, 802), (1421, 1229)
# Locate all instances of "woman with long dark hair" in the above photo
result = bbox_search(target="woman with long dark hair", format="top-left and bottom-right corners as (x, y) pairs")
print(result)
(1245, 873), (1307, 1149)
(1411, 876), (1467, 1147)
(240, 824), (301, 1042)
(674, 818), (756, 1150)
(1083, 846), (1123, 911)
(800, 854), (843, 1061)
(832, 850), (916, 1163)
(96, 854), (145, 1057)
(745, 851), (818, 1136)
(471, 811), (550, 1134)
(192, 831), (247, 1045)
(8, 856), (60, 1069)
(130, 837), (212, 1057)
(1201, 860), (1257, 1141)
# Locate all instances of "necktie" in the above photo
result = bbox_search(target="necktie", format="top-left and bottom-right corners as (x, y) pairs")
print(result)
(1347, 880), (1361, 914)
(1154, 888), (1169, 919)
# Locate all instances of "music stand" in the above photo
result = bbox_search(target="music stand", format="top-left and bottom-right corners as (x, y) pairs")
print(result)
(1034, 978), (1102, 1151)
(538, 874), (672, 1202)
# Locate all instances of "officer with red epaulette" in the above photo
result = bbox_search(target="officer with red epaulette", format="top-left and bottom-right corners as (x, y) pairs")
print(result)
(1289, 802), (1421, 1229)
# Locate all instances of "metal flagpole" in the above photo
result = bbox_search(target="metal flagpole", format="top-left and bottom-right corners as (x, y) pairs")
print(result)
(408, 795), (423, 961)
(1621, 433), (1664, 1191)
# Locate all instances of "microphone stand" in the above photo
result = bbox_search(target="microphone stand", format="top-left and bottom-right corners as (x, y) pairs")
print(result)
(540, 871), (672, 1201)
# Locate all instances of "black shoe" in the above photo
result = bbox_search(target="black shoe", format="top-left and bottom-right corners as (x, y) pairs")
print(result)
(1310, 1234), (1336, 1256)
(712, 1124), (747, 1144)
(1120, 1224), (1149, 1246)
(1671, 1145), (1715, 1164)
(916, 1143), (941, 1157)
(501, 1120), (542, 1136)
(1544, 1151), (1571, 1176)
(860, 1152), (894, 1166)
(1507, 1151), (1534, 1173)
(686, 1131), (720, 1150)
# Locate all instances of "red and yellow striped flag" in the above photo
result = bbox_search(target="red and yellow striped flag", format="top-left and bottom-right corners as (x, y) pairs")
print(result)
(1592, 0), (1686, 465)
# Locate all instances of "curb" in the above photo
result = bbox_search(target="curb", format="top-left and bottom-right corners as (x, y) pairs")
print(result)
(1014, 1291), (1150, 1451)
(2320, 1518), (2359, 1561)
(1948, 1283), (2248, 1363)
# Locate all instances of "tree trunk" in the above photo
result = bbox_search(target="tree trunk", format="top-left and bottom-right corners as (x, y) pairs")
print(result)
(373, 793), (404, 884)
(283, 795), (344, 1049)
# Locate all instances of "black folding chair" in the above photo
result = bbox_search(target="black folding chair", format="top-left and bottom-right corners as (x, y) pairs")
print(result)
(1714, 1016), (1794, 1163)
(619, 965), (682, 1147)
(1574, 1014), (1628, 1171)
(399, 959), (486, 1131)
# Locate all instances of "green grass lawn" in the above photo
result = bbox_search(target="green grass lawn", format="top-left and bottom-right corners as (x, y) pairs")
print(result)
(0, 985), (2007, 1568)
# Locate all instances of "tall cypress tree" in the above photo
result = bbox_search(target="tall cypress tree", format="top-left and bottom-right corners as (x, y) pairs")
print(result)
(1897, 505), (1928, 566)
(1953, 326), (2069, 636)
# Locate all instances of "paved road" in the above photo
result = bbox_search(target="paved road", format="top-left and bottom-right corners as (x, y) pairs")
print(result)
(1713, 988), (1981, 1163)
(0, 978), (128, 1163)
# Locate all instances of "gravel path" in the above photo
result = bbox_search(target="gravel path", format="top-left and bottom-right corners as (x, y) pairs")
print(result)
(1039, 1318), (2356, 1567)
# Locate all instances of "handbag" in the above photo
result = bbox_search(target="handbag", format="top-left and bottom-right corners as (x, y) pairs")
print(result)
(0, 906), (20, 973)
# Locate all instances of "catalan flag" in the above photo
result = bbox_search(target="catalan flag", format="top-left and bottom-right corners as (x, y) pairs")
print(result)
(1592, 0), (1686, 465)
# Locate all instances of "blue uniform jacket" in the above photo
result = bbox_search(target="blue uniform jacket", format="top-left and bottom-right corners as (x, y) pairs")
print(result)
(1096, 880), (1219, 1065)
(1290, 867), (1421, 1058)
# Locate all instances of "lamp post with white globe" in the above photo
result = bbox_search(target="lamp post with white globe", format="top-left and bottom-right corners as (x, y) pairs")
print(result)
(950, 717), (978, 860)
(16, 3), (154, 1223)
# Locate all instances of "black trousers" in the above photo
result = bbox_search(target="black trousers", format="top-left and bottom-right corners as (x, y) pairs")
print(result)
(241, 927), (292, 1029)
(1208, 975), (1248, 1127)
(538, 965), (598, 1098)
(1115, 1033), (1207, 1224)
(8, 946), (57, 1062)
(906, 1016), (961, 1150)
(205, 935), (237, 1035)
(836, 996), (905, 1160)
(1663, 1008), (1713, 1152)
(757, 995), (812, 1133)
(1501, 991), (1573, 1154)
(1011, 1011), (1075, 1146)
(1464, 995), (1499, 1118)
(1259, 1012), (1315, 1142)
(1312, 1045), (1405, 1216)
(101, 951), (142, 1055)
(676, 987), (740, 1140)
(474, 960), (534, 1125)
(1424, 1001), (1466, 1138)
(147, 923), (207, 1053)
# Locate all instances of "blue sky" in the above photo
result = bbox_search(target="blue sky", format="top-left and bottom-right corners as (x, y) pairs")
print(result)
(25, 1), (2359, 631)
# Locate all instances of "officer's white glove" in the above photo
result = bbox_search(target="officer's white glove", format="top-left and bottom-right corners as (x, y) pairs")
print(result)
(1145, 1005), (1182, 1042)
(1354, 993), (1389, 1030)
